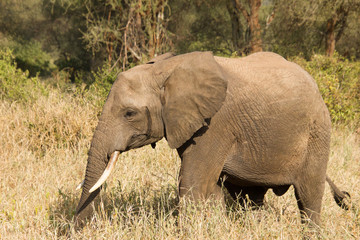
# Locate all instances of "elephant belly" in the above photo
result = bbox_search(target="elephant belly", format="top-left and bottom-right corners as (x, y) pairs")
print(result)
(221, 133), (307, 187)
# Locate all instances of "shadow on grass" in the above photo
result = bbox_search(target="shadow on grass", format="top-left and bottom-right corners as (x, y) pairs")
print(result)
(48, 182), (179, 237)
(102, 181), (179, 222)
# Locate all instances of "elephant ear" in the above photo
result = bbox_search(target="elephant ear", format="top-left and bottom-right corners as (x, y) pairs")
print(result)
(162, 52), (227, 149)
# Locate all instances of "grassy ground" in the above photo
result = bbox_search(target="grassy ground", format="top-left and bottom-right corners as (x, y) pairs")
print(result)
(0, 88), (359, 239)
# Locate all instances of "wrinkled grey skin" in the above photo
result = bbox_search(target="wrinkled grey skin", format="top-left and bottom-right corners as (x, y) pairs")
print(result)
(76, 52), (349, 226)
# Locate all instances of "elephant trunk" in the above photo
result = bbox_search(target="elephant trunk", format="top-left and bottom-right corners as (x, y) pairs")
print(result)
(89, 151), (120, 193)
(75, 129), (110, 223)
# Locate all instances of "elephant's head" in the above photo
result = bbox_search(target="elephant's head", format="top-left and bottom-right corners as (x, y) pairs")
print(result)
(75, 52), (227, 222)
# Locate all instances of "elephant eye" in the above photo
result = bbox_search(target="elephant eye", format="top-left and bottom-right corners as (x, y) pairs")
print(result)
(124, 109), (137, 119)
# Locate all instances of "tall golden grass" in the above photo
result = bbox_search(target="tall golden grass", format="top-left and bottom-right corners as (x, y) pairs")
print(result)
(0, 85), (359, 239)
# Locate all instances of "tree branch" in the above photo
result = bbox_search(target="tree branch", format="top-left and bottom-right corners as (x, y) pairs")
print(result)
(128, 46), (142, 61)
(234, 0), (250, 23)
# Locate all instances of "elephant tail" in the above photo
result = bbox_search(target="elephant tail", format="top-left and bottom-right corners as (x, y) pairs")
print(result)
(326, 175), (351, 210)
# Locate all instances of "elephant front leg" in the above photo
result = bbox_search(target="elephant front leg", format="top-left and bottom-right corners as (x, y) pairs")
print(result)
(176, 135), (228, 205)
(178, 160), (225, 204)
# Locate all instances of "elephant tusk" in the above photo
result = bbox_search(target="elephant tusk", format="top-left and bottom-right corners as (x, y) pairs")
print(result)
(76, 180), (84, 190)
(89, 151), (120, 193)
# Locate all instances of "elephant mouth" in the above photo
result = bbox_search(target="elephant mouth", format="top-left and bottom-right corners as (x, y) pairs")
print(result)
(76, 151), (121, 193)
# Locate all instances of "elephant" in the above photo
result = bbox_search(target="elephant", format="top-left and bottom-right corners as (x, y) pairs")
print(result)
(75, 51), (349, 226)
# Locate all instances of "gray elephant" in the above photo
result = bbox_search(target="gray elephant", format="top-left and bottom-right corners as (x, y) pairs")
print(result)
(75, 51), (349, 226)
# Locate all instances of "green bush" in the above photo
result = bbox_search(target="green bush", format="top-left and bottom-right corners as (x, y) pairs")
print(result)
(84, 63), (121, 111)
(293, 54), (360, 126)
(0, 48), (48, 103)
(0, 38), (56, 76)
(11, 40), (56, 77)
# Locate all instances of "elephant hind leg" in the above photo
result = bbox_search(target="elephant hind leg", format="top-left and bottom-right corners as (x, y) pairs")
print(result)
(294, 180), (325, 226)
(292, 122), (330, 226)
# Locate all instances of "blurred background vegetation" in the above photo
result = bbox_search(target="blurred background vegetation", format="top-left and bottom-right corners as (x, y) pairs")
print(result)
(0, 0), (359, 126)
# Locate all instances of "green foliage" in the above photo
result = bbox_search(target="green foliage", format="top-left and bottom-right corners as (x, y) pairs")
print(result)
(0, 49), (48, 103)
(10, 40), (56, 76)
(0, 0), (57, 76)
(336, 9), (360, 59)
(293, 54), (360, 126)
(42, 0), (93, 79)
(265, 0), (360, 59)
(0, 0), (92, 78)
(86, 63), (121, 110)
(264, 0), (323, 59)
(170, 0), (233, 55)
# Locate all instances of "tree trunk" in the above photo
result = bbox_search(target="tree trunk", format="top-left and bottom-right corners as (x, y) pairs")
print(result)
(325, 2), (350, 57)
(249, 0), (262, 53)
(325, 15), (337, 57)
(226, 0), (243, 52)
(232, 0), (263, 54)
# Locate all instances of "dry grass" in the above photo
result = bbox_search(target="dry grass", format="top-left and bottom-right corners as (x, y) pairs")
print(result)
(1, 87), (359, 239)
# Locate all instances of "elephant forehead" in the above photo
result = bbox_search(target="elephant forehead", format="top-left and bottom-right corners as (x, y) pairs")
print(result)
(111, 88), (146, 106)
(113, 71), (158, 98)
(116, 67), (158, 91)
(114, 75), (144, 91)
(108, 82), (156, 109)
